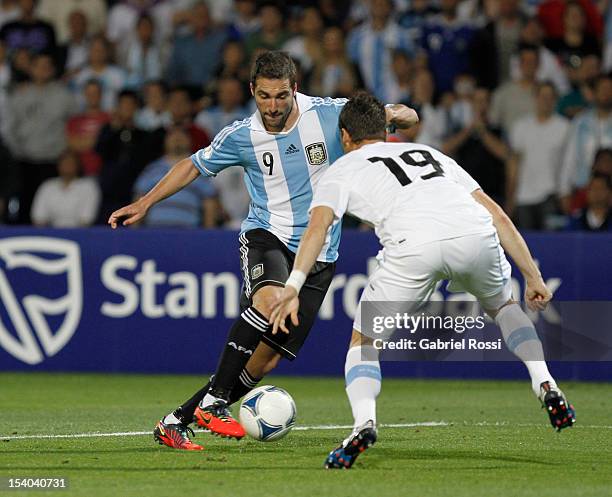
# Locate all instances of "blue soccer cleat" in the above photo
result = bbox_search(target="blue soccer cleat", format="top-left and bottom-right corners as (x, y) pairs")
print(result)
(324, 421), (377, 469)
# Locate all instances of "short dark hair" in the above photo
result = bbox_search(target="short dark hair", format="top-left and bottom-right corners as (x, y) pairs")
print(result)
(118, 89), (140, 103)
(32, 51), (55, 65)
(144, 79), (168, 93)
(250, 51), (297, 87)
(84, 78), (103, 90)
(594, 147), (612, 162)
(517, 43), (539, 58)
(338, 92), (386, 143)
(591, 172), (612, 189)
(594, 73), (612, 89)
(535, 80), (557, 96)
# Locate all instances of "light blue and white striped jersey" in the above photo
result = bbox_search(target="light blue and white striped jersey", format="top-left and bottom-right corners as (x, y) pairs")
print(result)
(560, 109), (612, 195)
(191, 92), (346, 262)
(347, 21), (414, 102)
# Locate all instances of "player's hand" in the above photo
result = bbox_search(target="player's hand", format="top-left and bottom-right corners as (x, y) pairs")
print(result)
(386, 104), (419, 129)
(108, 199), (149, 229)
(269, 287), (300, 335)
(524, 277), (553, 312)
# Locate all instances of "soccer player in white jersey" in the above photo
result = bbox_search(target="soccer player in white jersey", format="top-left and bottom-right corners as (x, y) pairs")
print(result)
(108, 53), (418, 450)
(270, 93), (576, 469)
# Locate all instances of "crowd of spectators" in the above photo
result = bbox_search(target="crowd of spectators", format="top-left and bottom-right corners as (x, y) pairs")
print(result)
(0, 0), (610, 231)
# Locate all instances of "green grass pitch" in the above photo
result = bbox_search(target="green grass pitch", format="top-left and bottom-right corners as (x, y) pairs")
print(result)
(1, 372), (611, 497)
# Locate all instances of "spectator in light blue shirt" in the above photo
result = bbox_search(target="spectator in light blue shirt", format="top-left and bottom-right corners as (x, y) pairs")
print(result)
(347, 0), (414, 102)
(134, 126), (218, 228)
(195, 77), (247, 137)
(165, 2), (227, 90)
(560, 74), (612, 208)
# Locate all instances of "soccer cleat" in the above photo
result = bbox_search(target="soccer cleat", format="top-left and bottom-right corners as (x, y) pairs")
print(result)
(539, 381), (576, 432)
(324, 421), (377, 469)
(153, 420), (204, 450)
(194, 400), (246, 439)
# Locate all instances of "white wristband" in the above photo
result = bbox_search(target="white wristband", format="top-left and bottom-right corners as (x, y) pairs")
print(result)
(285, 270), (307, 293)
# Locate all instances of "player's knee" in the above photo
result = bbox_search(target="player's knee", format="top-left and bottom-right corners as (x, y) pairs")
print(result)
(252, 285), (284, 319)
(350, 329), (373, 348)
(484, 298), (517, 319)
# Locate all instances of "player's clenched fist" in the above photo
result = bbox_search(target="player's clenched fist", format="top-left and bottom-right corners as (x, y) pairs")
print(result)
(108, 199), (149, 229)
(524, 277), (553, 312)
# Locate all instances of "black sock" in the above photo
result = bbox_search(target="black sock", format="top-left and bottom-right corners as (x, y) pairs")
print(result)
(175, 376), (214, 424)
(209, 307), (268, 400)
(228, 369), (261, 405)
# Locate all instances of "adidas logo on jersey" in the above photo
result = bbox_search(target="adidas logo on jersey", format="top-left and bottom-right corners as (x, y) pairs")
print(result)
(285, 144), (299, 155)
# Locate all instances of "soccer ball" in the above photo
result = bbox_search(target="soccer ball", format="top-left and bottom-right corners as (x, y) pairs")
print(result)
(239, 385), (296, 441)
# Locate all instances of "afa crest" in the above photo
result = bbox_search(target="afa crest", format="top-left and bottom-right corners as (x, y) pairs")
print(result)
(251, 263), (264, 280)
(305, 142), (327, 166)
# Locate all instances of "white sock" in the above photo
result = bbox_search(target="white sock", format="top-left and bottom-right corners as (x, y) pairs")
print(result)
(495, 303), (556, 397)
(199, 392), (221, 409)
(162, 412), (181, 425)
(345, 345), (381, 430)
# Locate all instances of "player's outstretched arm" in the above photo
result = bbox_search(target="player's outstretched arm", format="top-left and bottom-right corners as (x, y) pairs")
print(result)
(270, 206), (335, 334)
(108, 157), (200, 228)
(385, 104), (419, 129)
(472, 189), (552, 311)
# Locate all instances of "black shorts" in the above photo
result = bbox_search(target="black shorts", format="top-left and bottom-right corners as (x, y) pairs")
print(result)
(238, 229), (335, 360)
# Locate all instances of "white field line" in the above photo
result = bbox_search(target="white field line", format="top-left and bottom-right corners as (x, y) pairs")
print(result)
(0, 422), (448, 441)
(1, 420), (610, 441)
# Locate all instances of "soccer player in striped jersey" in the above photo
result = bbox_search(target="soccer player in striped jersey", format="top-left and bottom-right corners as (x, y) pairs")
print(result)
(108, 51), (418, 450)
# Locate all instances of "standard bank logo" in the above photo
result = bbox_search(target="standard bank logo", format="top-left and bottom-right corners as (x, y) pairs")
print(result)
(0, 237), (82, 365)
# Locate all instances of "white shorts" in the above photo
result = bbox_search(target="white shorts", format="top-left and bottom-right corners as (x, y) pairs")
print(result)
(353, 232), (512, 333)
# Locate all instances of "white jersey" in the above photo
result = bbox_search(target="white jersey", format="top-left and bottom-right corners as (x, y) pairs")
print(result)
(311, 141), (496, 251)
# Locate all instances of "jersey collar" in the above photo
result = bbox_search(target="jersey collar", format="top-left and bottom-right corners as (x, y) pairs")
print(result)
(249, 92), (314, 134)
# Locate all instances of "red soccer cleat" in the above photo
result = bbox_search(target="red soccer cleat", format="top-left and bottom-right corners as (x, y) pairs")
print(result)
(194, 400), (245, 439)
(153, 420), (204, 450)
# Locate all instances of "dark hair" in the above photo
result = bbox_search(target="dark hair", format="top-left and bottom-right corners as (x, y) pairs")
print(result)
(32, 51), (55, 65)
(57, 150), (83, 177)
(84, 78), (103, 90)
(144, 79), (168, 93)
(594, 72), (612, 88)
(590, 172), (612, 189)
(118, 89), (140, 103)
(250, 51), (297, 87)
(564, 0), (585, 14)
(517, 43), (539, 58)
(258, 1), (284, 17)
(535, 80), (557, 96)
(594, 147), (612, 162)
(168, 85), (191, 98)
(338, 92), (386, 143)
(137, 13), (154, 27)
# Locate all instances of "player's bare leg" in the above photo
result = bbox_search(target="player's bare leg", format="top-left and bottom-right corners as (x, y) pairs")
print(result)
(325, 329), (379, 469)
(244, 341), (282, 378)
(484, 297), (576, 431)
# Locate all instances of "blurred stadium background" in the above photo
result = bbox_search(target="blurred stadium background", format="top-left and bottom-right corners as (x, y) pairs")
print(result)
(0, 0), (610, 379)
(0, 0), (611, 495)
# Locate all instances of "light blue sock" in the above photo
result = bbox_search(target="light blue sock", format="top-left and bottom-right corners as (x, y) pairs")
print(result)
(496, 303), (555, 396)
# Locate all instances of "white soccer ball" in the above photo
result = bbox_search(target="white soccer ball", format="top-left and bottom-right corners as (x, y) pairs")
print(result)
(239, 385), (297, 441)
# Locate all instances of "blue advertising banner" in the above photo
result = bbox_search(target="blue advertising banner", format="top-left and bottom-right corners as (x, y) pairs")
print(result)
(0, 228), (611, 380)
